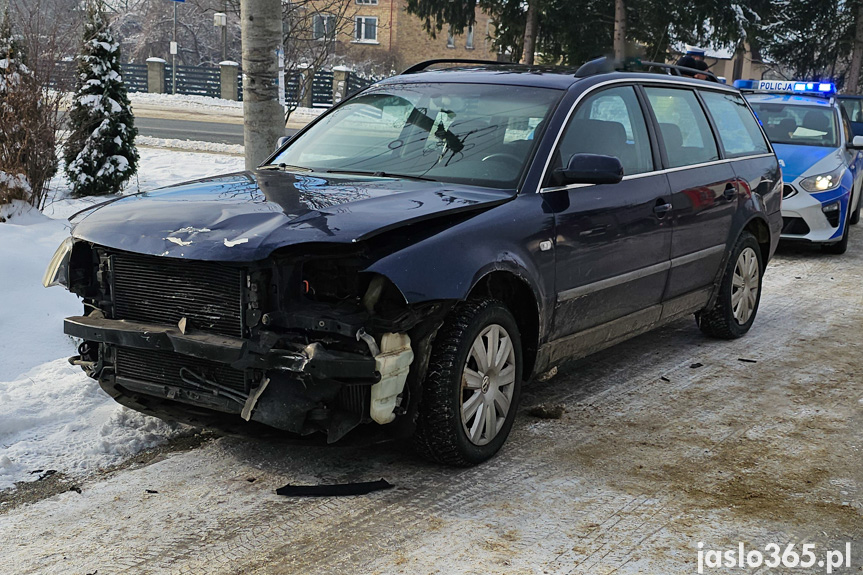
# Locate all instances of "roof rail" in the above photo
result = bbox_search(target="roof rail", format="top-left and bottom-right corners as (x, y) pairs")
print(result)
(574, 56), (720, 83)
(401, 59), (510, 75)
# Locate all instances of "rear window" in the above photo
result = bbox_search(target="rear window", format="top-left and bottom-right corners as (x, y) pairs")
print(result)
(644, 87), (719, 168)
(748, 102), (839, 148)
(700, 91), (770, 158)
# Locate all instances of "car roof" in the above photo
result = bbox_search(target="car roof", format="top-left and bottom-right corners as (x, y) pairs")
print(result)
(375, 64), (739, 92)
(744, 93), (836, 107)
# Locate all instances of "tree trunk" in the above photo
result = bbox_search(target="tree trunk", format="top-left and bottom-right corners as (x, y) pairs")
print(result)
(848, 1), (863, 94)
(240, 0), (282, 170)
(521, 0), (538, 66)
(613, 0), (626, 60)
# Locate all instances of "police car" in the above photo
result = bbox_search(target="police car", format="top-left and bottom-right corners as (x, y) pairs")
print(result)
(738, 80), (863, 254)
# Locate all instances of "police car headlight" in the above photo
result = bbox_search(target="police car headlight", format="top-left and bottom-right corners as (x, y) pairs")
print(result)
(800, 166), (844, 192)
(42, 237), (74, 288)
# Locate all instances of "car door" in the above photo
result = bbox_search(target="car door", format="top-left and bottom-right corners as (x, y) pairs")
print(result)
(642, 85), (736, 300)
(542, 84), (673, 340)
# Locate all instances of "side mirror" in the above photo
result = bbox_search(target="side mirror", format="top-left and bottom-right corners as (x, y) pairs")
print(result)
(848, 135), (863, 150)
(553, 154), (623, 186)
(275, 136), (290, 150)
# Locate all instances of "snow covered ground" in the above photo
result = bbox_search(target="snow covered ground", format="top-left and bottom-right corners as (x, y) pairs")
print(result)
(0, 146), (243, 490)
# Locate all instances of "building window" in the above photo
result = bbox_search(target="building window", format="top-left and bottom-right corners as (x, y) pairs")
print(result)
(355, 16), (377, 42)
(356, 0), (378, 4)
(466, 25), (474, 49)
(447, 26), (455, 48)
(313, 14), (335, 41)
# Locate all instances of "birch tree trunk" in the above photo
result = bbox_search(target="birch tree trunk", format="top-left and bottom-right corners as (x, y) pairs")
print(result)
(241, 0), (282, 170)
(613, 0), (626, 61)
(847, 2), (863, 94)
(521, 0), (538, 66)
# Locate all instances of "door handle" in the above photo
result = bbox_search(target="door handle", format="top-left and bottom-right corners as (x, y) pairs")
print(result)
(653, 202), (673, 217)
(723, 184), (737, 200)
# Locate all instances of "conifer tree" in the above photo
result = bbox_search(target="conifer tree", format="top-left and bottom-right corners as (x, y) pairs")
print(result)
(64, 2), (137, 197)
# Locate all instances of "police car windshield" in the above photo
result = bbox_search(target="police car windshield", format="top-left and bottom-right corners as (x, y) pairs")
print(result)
(749, 103), (838, 148)
(271, 83), (561, 189)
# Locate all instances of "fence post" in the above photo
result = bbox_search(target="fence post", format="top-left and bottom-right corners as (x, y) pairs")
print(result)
(332, 65), (351, 105)
(298, 63), (313, 109)
(146, 58), (166, 94)
(219, 60), (240, 100)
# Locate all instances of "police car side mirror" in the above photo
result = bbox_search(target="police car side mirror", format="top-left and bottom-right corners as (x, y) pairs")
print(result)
(275, 136), (290, 151)
(848, 135), (863, 150)
(554, 154), (624, 186)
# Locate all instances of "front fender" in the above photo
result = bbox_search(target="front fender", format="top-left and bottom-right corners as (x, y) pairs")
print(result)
(364, 194), (556, 339)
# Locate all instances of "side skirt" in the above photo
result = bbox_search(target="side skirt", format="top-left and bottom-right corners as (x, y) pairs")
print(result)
(533, 288), (711, 375)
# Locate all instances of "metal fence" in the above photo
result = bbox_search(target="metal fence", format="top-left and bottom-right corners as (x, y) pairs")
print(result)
(164, 65), (221, 99)
(51, 61), (378, 105)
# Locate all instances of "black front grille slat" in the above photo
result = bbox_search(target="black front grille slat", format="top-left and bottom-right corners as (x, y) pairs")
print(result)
(115, 347), (247, 393)
(111, 252), (244, 337)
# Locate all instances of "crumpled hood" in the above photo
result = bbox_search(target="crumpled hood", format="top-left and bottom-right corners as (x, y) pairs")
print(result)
(70, 170), (515, 261)
(773, 144), (839, 182)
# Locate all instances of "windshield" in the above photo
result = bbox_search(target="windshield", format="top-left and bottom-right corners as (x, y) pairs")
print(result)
(270, 82), (562, 188)
(749, 102), (839, 148)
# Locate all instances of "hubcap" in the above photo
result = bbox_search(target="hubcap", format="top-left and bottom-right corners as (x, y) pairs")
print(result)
(731, 247), (760, 324)
(460, 324), (516, 446)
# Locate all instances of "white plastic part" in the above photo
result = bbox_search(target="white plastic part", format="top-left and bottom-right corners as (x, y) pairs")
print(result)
(370, 333), (413, 424)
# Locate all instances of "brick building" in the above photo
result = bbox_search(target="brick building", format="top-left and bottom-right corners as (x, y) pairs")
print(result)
(310, 0), (499, 73)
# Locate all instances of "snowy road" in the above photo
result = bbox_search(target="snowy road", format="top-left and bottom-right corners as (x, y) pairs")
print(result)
(2, 232), (863, 573)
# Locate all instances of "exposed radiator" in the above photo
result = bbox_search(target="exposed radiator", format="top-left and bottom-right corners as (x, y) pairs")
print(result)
(111, 252), (244, 337)
(115, 346), (247, 393)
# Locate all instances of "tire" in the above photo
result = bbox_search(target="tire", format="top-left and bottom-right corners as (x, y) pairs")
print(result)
(822, 202), (851, 254)
(413, 298), (523, 466)
(697, 232), (763, 339)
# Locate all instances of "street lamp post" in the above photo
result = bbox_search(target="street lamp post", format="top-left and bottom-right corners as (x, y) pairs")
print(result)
(214, 11), (227, 61)
(170, 0), (184, 95)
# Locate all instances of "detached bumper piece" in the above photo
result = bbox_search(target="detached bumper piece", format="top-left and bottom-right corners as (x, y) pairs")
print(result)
(64, 315), (381, 442)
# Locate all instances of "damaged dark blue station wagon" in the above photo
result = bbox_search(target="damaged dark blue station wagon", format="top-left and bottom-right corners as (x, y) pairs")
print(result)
(44, 60), (782, 465)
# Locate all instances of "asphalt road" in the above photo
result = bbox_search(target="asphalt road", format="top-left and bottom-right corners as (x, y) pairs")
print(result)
(135, 116), (298, 146)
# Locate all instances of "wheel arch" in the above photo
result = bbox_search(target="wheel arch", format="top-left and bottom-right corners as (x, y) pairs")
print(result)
(742, 215), (771, 264)
(467, 269), (540, 380)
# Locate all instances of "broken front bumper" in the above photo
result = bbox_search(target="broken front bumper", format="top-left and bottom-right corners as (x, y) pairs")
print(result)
(64, 315), (385, 441)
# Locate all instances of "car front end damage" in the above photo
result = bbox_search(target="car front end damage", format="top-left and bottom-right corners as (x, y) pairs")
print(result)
(48, 239), (451, 442)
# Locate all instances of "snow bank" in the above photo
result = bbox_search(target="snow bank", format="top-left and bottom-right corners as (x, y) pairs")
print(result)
(129, 91), (243, 111)
(0, 360), (184, 490)
(137, 135), (244, 155)
(0, 147), (244, 490)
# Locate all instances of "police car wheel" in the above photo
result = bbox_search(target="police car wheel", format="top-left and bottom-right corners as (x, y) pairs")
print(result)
(696, 232), (763, 340)
(850, 189), (861, 225)
(822, 222), (850, 254)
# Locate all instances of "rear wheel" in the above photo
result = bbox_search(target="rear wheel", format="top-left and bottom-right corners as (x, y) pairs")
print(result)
(697, 232), (763, 339)
(414, 298), (522, 466)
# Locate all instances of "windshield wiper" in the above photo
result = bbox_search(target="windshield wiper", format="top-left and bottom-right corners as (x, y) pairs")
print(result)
(258, 163), (312, 172)
(324, 169), (437, 182)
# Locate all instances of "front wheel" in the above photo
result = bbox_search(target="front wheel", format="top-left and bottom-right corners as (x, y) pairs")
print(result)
(413, 298), (522, 466)
(697, 232), (763, 339)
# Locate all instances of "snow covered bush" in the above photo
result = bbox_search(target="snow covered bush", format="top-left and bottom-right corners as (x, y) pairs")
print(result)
(64, 3), (137, 197)
(0, 10), (58, 211)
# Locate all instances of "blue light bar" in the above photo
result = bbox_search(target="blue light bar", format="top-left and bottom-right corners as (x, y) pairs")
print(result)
(733, 79), (836, 95)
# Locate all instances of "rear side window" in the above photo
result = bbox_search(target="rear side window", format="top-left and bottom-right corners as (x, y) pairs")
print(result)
(644, 87), (719, 168)
(700, 91), (770, 157)
(555, 85), (653, 176)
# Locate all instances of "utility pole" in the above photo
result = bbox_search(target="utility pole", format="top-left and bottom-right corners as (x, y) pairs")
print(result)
(222, 0), (227, 61)
(613, 0), (626, 61)
(241, 0), (283, 170)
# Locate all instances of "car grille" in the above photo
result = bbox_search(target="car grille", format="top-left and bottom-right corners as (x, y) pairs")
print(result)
(115, 347), (247, 393)
(112, 252), (244, 337)
(782, 216), (810, 235)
